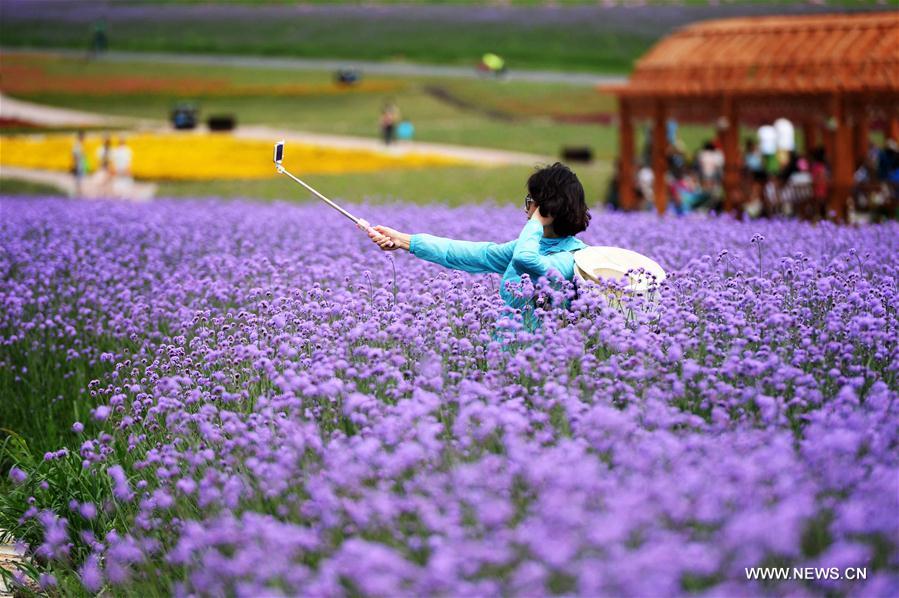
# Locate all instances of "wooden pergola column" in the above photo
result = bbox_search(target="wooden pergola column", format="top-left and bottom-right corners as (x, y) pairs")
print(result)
(721, 95), (741, 213)
(823, 120), (836, 166)
(803, 122), (819, 152)
(829, 94), (852, 223)
(618, 98), (637, 210)
(651, 100), (668, 215)
(853, 107), (869, 167)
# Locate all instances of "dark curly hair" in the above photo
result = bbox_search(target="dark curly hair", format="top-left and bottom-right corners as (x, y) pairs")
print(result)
(526, 162), (591, 237)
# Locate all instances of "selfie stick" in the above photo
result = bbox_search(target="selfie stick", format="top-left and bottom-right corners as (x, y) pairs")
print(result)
(273, 140), (394, 247)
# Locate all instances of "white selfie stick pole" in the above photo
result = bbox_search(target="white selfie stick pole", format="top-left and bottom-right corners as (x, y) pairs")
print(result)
(275, 164), (359, 224)
(273, 141), (394, 247)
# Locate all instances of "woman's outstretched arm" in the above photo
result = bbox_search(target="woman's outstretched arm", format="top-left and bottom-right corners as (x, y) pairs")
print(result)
(368, 225), (515, 275)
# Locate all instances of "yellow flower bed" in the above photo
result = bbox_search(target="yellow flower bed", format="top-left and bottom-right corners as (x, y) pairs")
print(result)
(0, 132), (464, 180)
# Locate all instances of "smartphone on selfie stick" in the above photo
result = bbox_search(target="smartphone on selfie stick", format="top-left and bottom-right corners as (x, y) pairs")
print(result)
(273, 140), (393, 247)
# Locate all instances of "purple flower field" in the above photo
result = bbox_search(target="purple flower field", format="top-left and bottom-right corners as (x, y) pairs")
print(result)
(1, 196), (897, 596)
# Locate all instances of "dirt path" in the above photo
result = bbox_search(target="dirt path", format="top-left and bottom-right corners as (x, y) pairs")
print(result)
(0, 93), (147, 128)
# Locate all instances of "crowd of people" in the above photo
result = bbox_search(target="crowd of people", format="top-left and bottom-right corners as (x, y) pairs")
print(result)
(607, 124), (899, 221)
(742, 136), (899, 221)
(605, 136), (732, 216)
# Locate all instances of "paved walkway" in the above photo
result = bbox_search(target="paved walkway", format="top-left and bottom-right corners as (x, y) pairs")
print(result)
(1, 47), (626, 88)
(0, 93), (145, 128)
(235, 124), (549, 166)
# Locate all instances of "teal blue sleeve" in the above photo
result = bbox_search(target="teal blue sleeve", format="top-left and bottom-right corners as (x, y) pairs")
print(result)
(409, 234), (515, 275)
(510, 218), (551, 278)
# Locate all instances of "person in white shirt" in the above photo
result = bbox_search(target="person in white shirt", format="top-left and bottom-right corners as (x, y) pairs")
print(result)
(697, 140), (724, 188)
(111, 137), (133, 198)
(758, 125), (779, 175)
(637, 164), (654, 208)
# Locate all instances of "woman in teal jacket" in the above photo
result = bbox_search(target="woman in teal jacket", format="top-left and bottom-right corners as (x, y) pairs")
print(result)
(366, 163), (591, 330)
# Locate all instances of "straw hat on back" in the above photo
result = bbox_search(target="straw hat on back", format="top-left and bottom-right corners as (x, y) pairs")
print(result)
(572, 246), (666, 315)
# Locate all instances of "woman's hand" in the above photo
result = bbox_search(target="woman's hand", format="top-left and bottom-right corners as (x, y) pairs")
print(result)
(530, 207), (554, 227)
(355, 219), (395, 250)
(371, 225), (411, 251)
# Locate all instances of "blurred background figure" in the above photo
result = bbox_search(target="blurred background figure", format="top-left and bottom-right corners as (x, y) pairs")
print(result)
(636, 163), (654, 210)
(479, 52), (506, 78)
(93, 135), (113, 197)
(774, 118), (795, 170)
(71, 130), (88, 198)
(396, 120), (415, 141)
(668, 165), (708, 215)
(666, 119), (678, 145)
(880, 139), (899, 184)
(667, 138), (688, 174)
(380, 100), (400, 146)
(696, 140), (723, 198)
(111, 137), (133, 198)
(810, 146), (830, 220)
(89, 18), (108, 59)
(757, 124), (778, 177)
(780, 150), (812, 217)
(743, 138), (765, 213)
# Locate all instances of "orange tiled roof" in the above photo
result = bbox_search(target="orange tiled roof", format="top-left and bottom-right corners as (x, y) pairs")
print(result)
(607, 12), (899, 97)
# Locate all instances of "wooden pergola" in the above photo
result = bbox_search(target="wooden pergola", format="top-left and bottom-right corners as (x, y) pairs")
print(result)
(601, 12), (899, 221)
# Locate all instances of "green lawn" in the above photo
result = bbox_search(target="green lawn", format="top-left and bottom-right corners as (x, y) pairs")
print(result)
(0, 163), (616, 210)
(0, 177), (65, 196)
(155, 162), (613, 207)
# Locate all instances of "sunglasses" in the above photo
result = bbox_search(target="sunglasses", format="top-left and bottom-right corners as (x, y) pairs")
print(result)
(524, 194), (535, 211)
